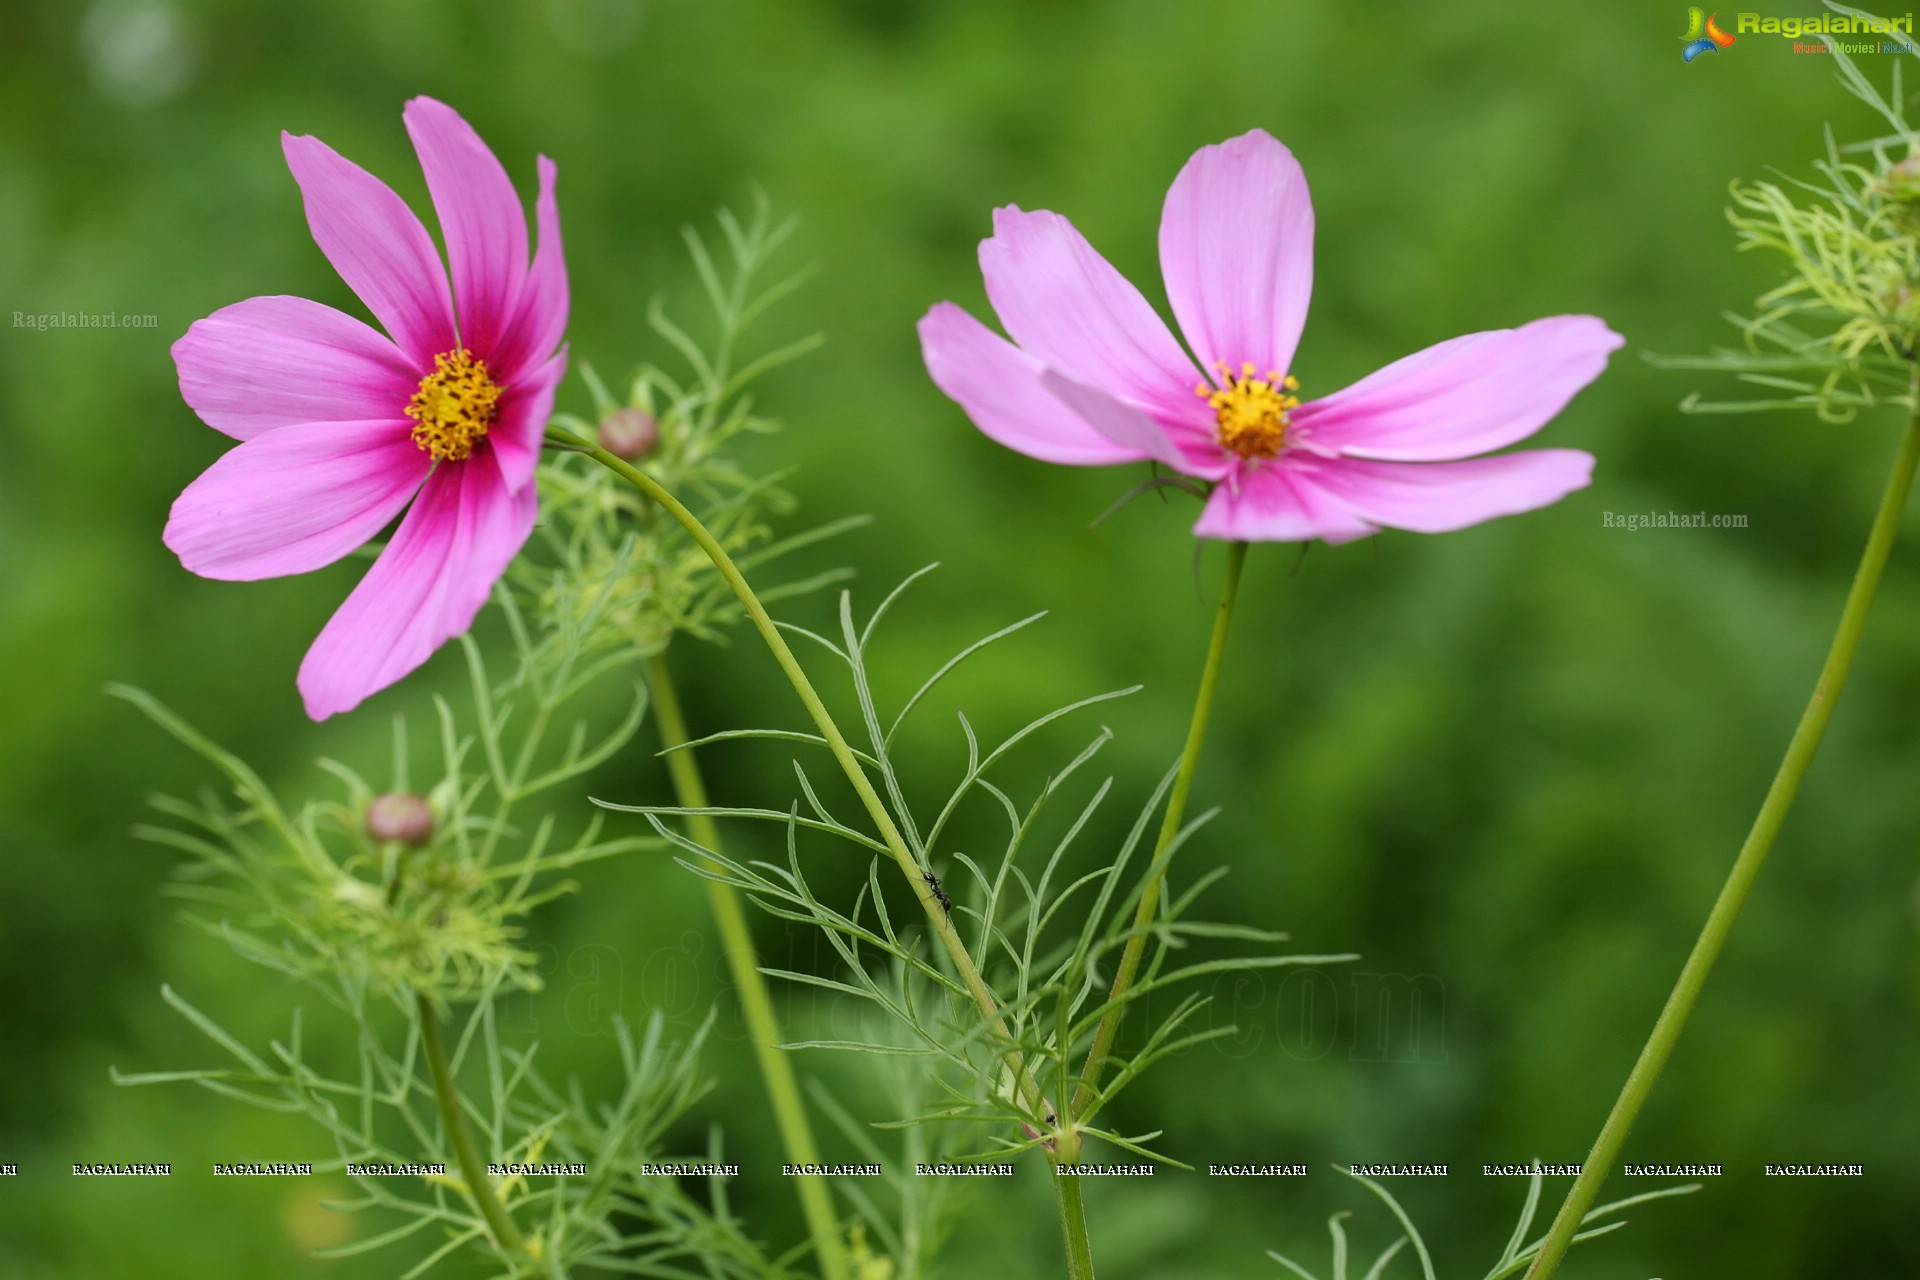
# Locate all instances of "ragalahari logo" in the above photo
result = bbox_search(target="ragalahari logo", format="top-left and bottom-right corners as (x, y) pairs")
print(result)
(1682, 7), (1737, 59)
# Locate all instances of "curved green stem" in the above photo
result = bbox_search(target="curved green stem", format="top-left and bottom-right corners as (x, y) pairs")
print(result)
(1054, 1169), (1096, 1280)
(1526, 401), (1920, 1280)
(647, 649), (850, 1280)
(547, 425), (1075, 1254)
(416, 992), (529, 1259)
(1072, 540), (1249, 1124)
(549, 427), (1029, 1081)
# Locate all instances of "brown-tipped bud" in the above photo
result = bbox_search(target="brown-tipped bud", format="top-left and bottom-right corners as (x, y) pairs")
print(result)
(1886, 155), (1920, 206)
(366, 793), (434, 846)
(598, 407), (659, 460)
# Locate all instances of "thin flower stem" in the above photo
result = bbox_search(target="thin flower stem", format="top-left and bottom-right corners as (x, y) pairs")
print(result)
(1525, 399), (1920, 1280)
(646, 648), (851, 1280)
(1054, 1169), (1096, 1280)
(548, 427), (1032, 1085)
(1071, 539), (1250, 1124)
(416, 992), (530, 1260)
(544, 428), (1080, 1243)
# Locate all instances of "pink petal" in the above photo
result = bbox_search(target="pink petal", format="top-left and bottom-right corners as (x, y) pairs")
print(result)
(297, 450), (537, 720)
(490, 348), (567, 492)
(1040, 370), (1231, 479)
(1193, 459), (1376, 544)
(1292, 317), (1623, 461)
(918, 302), (1150, 466)
(173, 295), (419, 441)
(980, 206), (1206, 428)
(488, 156), (567, 383)
(1159, 130), (1314, 383)
(1306, 450), (1595, 534)
(403, 98), (529, 362)
(164, 419), (430, 580)
(282, 131), (457, 367)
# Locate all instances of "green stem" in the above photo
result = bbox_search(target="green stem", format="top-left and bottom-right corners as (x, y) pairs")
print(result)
(1072, 540), (1249, 1124)
(647, 649), (850, 1280)
(1054, 1168), (1096, 1280)
(550, 428), (1026, 1077)
(1526, 401), (1920, 1280)
(547, 426), (1076, 1253)
(416, 992), (529, 1258)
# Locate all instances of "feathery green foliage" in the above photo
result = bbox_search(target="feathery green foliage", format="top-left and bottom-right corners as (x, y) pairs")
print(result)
(534, 194), (863, 658)
(1265, 1166), (1698, 1280)
(602, 568), (1357, 1165)
(105, 200), (866, 1278)
(1654, 18), (1920, 418)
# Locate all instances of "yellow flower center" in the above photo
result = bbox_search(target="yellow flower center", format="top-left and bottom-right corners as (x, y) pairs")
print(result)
(1198, 361), (1299, 460)
(406, 348), (502, 462)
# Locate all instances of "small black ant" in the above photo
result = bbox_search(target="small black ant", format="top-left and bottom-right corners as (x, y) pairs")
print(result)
(921, 870), (952, 915)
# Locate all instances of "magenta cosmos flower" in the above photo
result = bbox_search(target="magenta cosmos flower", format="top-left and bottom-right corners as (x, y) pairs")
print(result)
(919, 130), (1619, 543)
(165, 98), (566, 720)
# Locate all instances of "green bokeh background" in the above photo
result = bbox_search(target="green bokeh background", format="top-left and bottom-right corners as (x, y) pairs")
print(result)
(2, 1), (1917, 1276)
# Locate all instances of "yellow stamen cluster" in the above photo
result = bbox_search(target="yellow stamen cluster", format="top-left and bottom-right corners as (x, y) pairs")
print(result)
(1198, 361), (1299, 460)
(406, 348), (502, 462)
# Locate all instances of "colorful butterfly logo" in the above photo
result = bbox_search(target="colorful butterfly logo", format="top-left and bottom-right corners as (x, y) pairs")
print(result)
(1682, 7), (1737, 61)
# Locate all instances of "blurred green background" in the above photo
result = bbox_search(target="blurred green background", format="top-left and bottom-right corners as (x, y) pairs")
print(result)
(3, 0), (1917, 1276)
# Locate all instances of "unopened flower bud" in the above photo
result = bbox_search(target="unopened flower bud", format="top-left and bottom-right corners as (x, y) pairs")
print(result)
(1020, 1098), (1060, 1153)
(366, 793), (434, 846)
(1881, 156), (1920, 241)
(598, 407), (659, 460)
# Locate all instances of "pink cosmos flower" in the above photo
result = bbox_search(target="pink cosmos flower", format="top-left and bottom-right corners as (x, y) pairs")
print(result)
(918, 130), (1619, 543)
(165, 98), (567, 720)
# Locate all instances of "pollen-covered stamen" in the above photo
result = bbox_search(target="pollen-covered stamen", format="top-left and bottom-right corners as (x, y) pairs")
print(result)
(406, 348), (502, 462)
(1197, 361), (1299, 460)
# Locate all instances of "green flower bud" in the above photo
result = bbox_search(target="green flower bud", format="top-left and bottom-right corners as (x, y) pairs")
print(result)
(1885, 152), (1920, 201)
